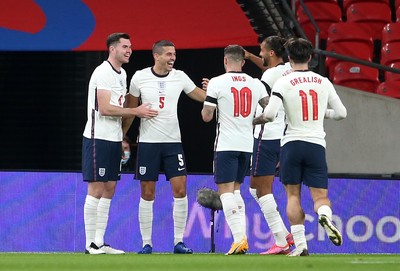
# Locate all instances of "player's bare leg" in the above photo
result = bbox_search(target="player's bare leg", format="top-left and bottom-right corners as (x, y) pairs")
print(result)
(310, 188), (343, 246)
(286, 184), (309, 256)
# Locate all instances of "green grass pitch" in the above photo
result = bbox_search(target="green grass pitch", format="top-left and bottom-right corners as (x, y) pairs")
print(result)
(0, 253), (399, 271)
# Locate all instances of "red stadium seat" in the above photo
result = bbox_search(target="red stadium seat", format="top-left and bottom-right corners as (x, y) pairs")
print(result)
(375, 81), (400, 98)
(333, 62), (380, 92)
(381, 42), (400, 66)
(346, 2), (392, 40)
(397, 5), (400, 22)
(325, 42), (373, 79)
(296, 2), (342, 45)
(384, 62), (400, 82)
(294, 0), (339, 10)
(327, 22), (374, 55)
(382, 22), (400, 45)
(342, 0), (390, 13)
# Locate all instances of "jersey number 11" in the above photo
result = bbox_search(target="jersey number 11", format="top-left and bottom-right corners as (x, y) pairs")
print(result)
(299, 89), (318, 121)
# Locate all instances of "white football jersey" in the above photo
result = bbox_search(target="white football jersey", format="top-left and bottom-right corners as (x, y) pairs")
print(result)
(129, 67), (196, 143)
(270, 70), (342, 147)
(204, 72), (268, 152)
(254, 62), (292, 140)
(83, 61), (127, 142)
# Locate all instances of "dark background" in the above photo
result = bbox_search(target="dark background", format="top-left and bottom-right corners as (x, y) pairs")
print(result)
(0, 47), (261, 173)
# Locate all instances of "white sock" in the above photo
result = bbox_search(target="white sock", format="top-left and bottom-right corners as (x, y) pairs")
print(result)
(84, 195), (99, 248)
(291, 224), (307, 249)
(259, 194), (287, 247)
(249, 187), (259, 204)
(220, 193), (245, 243)
(317, 205), (333, 220)
(234, 190), (247, 237)
(173, 196), (188, 245)
(94, 197), (111, 247)
(139, 198), (154, 247)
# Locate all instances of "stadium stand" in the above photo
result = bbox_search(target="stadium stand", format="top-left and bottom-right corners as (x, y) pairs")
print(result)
(382, 22), (400, 45)
(384, 62), (400, 81)
(296, 1), (342, 46)
(327, 22), (374, 56)
(397, 5), (400, 21)
(375, 80), (400, 98)
(342, 0), (390, 13)
(294, 0), (339, 10)
(332, 62), (380, 92)
(253, 0), (400, 98)
(325, 42), (373, 79)
(381, 42), (400, 66)
(346, 2), (392, 40)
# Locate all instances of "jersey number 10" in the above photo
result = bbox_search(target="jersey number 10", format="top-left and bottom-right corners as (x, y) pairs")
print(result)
(231, 87), (252, 117)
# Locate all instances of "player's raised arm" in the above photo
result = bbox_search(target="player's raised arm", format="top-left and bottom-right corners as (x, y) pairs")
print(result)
(187, 86), (206, 102)
(244, 48), (267, 71)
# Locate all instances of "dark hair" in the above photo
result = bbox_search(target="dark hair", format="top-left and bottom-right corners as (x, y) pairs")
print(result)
(152, 40), (175, 55)
(106, 33), (130, 49)
(263, 36), (286, 58)
(224, 44), (245, 62)
(284, 38), (313, 63)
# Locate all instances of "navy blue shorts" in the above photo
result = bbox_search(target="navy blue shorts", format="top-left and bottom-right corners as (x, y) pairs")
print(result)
(82, 137), (121, 182)
(280, 141), (328, 189)
(214, 151), (251, 184)
(135, 142), (187, 181)
(251, 138), (280, 176)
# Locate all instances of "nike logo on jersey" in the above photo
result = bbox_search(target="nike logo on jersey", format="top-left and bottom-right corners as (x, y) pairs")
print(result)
(178, 167), (185, 171)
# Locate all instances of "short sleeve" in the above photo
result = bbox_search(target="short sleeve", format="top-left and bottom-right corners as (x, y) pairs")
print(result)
(271, 77), (285, 98)
(129, 71), (141, 97)
(96, 69), (114, 91)
(179, 71), (197, 94)
(255, 79), (268, 100)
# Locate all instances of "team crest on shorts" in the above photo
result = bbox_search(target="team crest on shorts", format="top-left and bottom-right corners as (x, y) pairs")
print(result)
(99, 168), (106, 177)
(139, 166), (146, 175)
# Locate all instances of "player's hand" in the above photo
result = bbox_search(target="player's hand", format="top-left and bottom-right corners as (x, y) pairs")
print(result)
(244, 49), (251, 60)
(202, 78), (210, 91)
(134, 103), (158, 119)
(253, 114), (267, 125)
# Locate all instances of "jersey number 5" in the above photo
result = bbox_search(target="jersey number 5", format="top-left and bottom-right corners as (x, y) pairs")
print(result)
(159, 96), (165, 109)
(299, 89), (318, 121)
(231, 87), (252, 117)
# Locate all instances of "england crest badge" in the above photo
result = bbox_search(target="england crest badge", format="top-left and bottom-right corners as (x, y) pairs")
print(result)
(139, 166), (146, 175)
